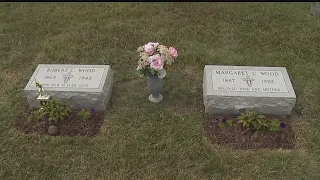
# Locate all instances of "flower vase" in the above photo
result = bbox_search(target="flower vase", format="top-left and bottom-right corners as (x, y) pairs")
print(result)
(147, 75), (163, 103)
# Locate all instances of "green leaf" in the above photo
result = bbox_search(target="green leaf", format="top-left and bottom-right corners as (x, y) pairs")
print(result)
(137, 69), (145, 76)
(150, 69), (156, 75)
(257, 119), (262, 125)
(262, 121), (268, 127)
(251, 121), (258, 128)
(226, 120), (233, 127)
(243, 121), (247, 127)
(218, 122), (225, 129)
(257, 115), (265, 119)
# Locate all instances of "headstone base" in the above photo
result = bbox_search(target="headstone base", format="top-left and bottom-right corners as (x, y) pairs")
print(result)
(204, 95), (296, 115)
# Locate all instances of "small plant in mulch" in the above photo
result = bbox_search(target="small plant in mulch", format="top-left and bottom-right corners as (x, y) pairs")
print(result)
(77, 108), (95, 121)
(204, 108), (295, 149)
(17, 99), (104, 137)
(42, 99), (72, 123)
(236, 108), (284, 133)
(217, 117), (233, 129)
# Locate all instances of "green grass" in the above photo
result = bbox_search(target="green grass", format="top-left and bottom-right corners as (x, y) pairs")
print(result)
(1, 2), (320, 179)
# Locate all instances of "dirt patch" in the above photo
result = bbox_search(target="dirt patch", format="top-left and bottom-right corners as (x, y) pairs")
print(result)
(204, 115), (296, 149)
(15, 108), (105, 137)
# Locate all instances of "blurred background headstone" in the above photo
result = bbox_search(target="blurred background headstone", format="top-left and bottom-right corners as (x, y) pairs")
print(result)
(311, 2), (320, 16)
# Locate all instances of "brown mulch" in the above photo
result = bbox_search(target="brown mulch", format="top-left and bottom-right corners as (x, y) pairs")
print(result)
(15, 108), (105, 137)
(204, 115), (296, 149)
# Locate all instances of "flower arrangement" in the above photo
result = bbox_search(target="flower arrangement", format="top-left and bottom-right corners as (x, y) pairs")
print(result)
(136, 42), (178, 78)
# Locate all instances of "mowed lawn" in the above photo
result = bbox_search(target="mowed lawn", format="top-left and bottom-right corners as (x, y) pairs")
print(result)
(1, 2), (320, 179)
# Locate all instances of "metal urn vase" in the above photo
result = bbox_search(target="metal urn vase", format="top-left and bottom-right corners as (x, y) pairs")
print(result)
(147, 75), (163, 103)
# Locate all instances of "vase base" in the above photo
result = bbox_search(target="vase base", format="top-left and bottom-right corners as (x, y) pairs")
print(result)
(149, 94), (163, 103)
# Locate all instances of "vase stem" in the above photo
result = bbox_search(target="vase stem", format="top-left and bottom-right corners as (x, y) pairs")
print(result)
(147, 75), (163, 103)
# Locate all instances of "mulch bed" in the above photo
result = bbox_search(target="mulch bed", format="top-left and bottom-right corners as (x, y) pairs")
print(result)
(204, 115), (296, 149)
(15, 108), (105, 137)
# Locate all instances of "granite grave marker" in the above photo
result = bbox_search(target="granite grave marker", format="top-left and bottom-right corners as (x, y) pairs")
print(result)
(24, 64), (113, 111)
(203, 65), (296, 115)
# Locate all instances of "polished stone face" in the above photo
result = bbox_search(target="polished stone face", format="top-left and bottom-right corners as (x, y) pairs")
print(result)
(24, 64), (113, 111)
(203, 65), (296, 115)
(25, 65), (107, 91)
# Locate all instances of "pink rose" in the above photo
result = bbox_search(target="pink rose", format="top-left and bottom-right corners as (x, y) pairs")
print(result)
(144, 44), (154, 55)
(169, 47), (178, 59)
(144, 42), (159, 55)
(148, 54), (164, 70)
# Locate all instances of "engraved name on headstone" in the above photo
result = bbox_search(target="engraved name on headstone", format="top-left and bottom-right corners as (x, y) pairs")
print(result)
(211, 69), (289, 93)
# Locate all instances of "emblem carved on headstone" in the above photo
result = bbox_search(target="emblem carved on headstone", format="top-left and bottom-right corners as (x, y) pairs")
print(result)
(242, 75), (255, 87)
(62, 72), (74, 83)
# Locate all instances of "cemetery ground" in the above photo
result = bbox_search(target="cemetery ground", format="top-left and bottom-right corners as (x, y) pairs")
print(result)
(1, 2), (320, 180)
